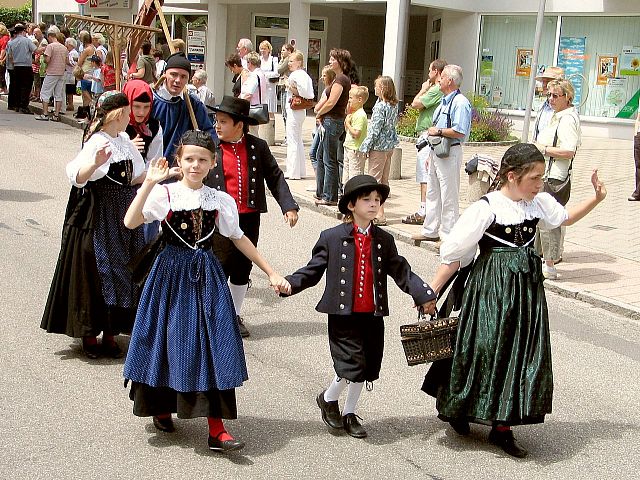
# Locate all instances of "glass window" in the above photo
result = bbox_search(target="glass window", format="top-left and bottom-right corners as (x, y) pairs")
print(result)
(309, 19), (325, 32)
(254, 16), (289, 29)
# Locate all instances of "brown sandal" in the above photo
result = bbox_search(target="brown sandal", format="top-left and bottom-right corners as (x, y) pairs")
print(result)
(402, 212), (425, 225)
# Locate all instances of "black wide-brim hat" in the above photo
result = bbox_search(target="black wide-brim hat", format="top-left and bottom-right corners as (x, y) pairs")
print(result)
(209, 95), (259, 126)
(338, 174), (390, 215)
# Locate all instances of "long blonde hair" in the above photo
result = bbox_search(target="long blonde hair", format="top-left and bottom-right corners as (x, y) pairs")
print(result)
(375, 76), (398, 105)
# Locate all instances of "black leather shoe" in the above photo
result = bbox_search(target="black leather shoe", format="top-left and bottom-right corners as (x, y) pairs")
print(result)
(102, 341), (124, 359)
(449, 419), (470, 436)
(153, 415), (175, 433)
(83, 344), (101, 359)
(628, 195), (640, 201)
(208, 433), (245, 452)
(316, 391), (343, 429)
(488, 428), (528, 458)
(237, 316), (250, 338)
(343, 413), (367, 438)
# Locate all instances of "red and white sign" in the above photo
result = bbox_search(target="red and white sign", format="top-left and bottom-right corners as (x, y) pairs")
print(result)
(75, 0), (89, 4)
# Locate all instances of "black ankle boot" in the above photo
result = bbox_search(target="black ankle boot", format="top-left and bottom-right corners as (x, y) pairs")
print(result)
(488, 427), (528, 458)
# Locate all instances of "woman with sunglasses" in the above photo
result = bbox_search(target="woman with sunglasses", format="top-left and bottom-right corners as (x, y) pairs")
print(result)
(533, 79), (582, 280)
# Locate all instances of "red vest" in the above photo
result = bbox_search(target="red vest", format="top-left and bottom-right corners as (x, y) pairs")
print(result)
(220, 137), (257, 214)
(352, 225), (375, 313)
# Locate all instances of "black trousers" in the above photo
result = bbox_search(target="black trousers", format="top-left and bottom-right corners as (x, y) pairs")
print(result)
(633, 133), (640, 198)
(6, 68), (16, 109)
(211, 212), (261, 286)
(11, 66), (33, 109)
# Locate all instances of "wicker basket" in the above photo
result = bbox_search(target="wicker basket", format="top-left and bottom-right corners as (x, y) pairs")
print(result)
(400, 316), (459, 366)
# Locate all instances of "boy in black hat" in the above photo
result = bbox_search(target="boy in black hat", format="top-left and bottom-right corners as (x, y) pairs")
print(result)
(281, 174), (436, 438)
(152, 51), (216, 163)
(206, 95), (299, 338)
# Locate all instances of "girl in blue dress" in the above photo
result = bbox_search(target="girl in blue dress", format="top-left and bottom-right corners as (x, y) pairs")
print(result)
(123, 130), (291, 452)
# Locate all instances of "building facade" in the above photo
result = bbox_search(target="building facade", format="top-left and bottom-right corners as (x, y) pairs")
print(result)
(33, 0), (640, 138)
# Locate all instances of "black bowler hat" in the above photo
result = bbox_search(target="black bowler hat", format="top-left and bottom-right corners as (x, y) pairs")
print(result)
(338, 174), (390, 215)
(210, 95), (259, 125)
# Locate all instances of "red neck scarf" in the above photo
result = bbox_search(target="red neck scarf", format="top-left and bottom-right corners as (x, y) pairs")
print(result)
(123, 79), (153, 137)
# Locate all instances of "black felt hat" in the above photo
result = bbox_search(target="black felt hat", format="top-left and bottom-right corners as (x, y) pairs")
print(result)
(209, 95), (259, 126)
(164, 52), (191, 73)
(338, 174), (390, 215)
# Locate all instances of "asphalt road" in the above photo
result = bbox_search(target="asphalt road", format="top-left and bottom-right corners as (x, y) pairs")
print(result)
(1, 111), (639, 480)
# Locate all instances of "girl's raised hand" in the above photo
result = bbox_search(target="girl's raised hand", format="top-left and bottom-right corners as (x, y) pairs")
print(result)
(269, 273), (291, 295)
(591, 169), (607, 201)
(94, 143), (112, 167)
(146, 157), (180, 184)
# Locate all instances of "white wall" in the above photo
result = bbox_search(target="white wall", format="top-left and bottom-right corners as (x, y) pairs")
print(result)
(439, 11), (480, 92)
(412, 0), (640, 14)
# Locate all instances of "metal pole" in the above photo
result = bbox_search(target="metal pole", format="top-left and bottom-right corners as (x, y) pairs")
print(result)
(521, 0), (547, 143)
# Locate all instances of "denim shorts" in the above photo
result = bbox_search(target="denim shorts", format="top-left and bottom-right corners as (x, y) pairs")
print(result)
(80, 79), (92, 92)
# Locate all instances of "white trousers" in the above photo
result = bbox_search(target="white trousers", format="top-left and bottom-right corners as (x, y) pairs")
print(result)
(285, 106), (306, 179)
(421, 146), (463, 238)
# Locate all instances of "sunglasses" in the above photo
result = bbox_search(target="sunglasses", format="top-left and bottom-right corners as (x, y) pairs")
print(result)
(547, 92), (566, 99)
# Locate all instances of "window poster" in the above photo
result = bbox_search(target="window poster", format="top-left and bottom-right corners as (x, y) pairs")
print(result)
(515, 48), (533, 77)
(604, 77), (627, 107)
(596, 55), (618, 85)
(557, 36), (586, 106)
(620, 46), (640, 76)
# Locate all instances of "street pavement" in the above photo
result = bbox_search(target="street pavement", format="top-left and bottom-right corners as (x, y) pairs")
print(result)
(1, 104), (639, 479)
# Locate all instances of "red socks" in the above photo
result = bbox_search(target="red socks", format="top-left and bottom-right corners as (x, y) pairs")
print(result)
(495, 425), (511, 432)
(207, 417), (233, 441)
(82, 336), (97, 347)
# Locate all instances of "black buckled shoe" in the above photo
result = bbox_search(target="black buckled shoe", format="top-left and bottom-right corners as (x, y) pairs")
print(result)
(208, 433), (245, 452)
(237, 316), (250, 338)
(488, 428), (528, 458)
(83, 344), (101, 359)
(153, 415), (175, 432)
(343, 413), (367, 438)
(449, 419), (470, 436)
(102, 341), (124, 359)
(316, 391), (343, 429)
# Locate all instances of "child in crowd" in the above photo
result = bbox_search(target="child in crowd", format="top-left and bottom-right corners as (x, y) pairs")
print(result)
(359, 76), (399, 226)
(101, 51), (116, 92)
(342, 86), (369, 183)
(87, 54), (103, 100)
(122, 130), (291, 453)
(281, 175), (436, 438)
(41, 92), (146, 359)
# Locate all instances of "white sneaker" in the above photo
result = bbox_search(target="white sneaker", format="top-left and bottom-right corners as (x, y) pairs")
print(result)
(542, 263), (558, 280)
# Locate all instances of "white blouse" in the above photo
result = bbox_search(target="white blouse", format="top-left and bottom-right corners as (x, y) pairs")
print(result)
(287, 69), (314, 101)
(141, 182), (244, 240)
(440, 191), (568, 267)
(66, 132), (145, 188)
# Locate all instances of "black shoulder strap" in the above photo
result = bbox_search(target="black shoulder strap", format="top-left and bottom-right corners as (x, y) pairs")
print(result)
(446, 90), (460, 129)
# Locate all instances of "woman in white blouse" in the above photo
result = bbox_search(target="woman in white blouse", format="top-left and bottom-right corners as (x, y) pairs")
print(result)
(258, 40), (279, 118)
(284, 50), (314, 179)
(533, 79), (581, 279)
(422, 143), (605, 458)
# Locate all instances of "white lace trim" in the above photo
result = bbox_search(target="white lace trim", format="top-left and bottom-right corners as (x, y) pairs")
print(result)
(484, 191), (549, 225)
(166, 182), (222, 212)
(97, 132), (134, 164)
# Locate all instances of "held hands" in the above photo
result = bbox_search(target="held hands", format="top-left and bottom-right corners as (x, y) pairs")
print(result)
(145, 157), (181, 184)
(420, 300), (437, 316)
(591, 169), (607, 202)
(284, 210), (298, 227)
(131, 135), (145, 153)
(269, 273), (292, 295)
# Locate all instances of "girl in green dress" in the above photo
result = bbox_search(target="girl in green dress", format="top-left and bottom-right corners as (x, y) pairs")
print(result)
(422, 143), (606, 457)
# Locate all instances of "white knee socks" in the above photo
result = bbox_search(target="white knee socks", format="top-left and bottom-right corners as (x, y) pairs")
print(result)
(324, 375), (347, 402)
(228, 282), (248, 317)
(343, 382), (364, 415)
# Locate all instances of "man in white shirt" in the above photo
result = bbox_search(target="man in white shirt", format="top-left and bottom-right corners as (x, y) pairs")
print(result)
(187, 69), (215, 108)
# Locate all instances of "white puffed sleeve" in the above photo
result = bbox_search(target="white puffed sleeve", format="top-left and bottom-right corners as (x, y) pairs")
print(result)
(534, 192), (568, 230)
(65, 135), (111, 188)
(141, 184), (170, 223)
(440, 199), (495, 267)
(215, 191), (244, 240)
(145, 125), (164, 168)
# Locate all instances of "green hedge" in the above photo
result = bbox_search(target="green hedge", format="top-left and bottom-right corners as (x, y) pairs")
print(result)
(0, 3), (32, 28)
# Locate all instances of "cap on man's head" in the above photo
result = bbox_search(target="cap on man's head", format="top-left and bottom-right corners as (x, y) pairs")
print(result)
(90, 55), (102, 64)
(164, 52), (191, 74)
(535, 66), (564, 81)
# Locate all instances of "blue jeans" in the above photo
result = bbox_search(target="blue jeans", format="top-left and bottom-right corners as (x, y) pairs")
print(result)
(317, 117), (345, 202)
(309, 124), (324, 172)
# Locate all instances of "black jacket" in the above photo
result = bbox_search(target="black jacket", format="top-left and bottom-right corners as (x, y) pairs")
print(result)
(283, 222), (436, 316)
(205, 134), (299, 214)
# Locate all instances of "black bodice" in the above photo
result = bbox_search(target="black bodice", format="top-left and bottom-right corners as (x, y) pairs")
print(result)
(95, 159), (135, 186)
(478, 218), (540, 251)
(163, 209), (217, 249)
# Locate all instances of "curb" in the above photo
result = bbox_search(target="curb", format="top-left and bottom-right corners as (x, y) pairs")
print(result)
(1, 98), (87, 130)
(287, 189), (640, 320)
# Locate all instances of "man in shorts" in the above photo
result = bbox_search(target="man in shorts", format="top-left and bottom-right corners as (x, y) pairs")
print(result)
(35, 30), (67, 121)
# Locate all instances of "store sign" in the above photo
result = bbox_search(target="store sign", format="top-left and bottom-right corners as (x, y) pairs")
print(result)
(187, 27), (206, 66)
(89, 0), (130, 8)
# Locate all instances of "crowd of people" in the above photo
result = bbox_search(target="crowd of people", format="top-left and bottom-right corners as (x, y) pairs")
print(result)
(0, 19), (615, 459)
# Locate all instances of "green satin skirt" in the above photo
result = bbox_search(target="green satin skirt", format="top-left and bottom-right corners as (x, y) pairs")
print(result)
(431, 247), (553, 426)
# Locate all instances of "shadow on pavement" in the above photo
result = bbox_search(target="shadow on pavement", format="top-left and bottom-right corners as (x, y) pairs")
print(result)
(0, 189), (54, 202)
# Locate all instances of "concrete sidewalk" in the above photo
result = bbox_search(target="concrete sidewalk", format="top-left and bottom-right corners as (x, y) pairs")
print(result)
(7, 96), (639, 318)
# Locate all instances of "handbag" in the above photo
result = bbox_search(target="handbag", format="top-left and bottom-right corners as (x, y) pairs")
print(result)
(543, 125), (574, 206)
(400, 307), (459, 366)
(289, 95), (316, 111)
(248, 76), (270, 125)
(429, 90), (460, 158)
(73, 65), (85, 81)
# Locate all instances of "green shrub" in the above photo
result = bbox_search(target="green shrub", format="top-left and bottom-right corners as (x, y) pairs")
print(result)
(0, 3), (32, 28)
(396, 105), (420, 137)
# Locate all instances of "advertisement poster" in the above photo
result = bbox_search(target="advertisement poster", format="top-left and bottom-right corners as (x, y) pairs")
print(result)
(597, 55), (618, 85)
(480, 55), (494, 76)
(620, 46), (640, 76)
(479, 76), (491, 96)
(557, 36), (586, 106)
(187, 27), (206, 65)
(604, 77), (627, 107)
(515, 48), (533, 77)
